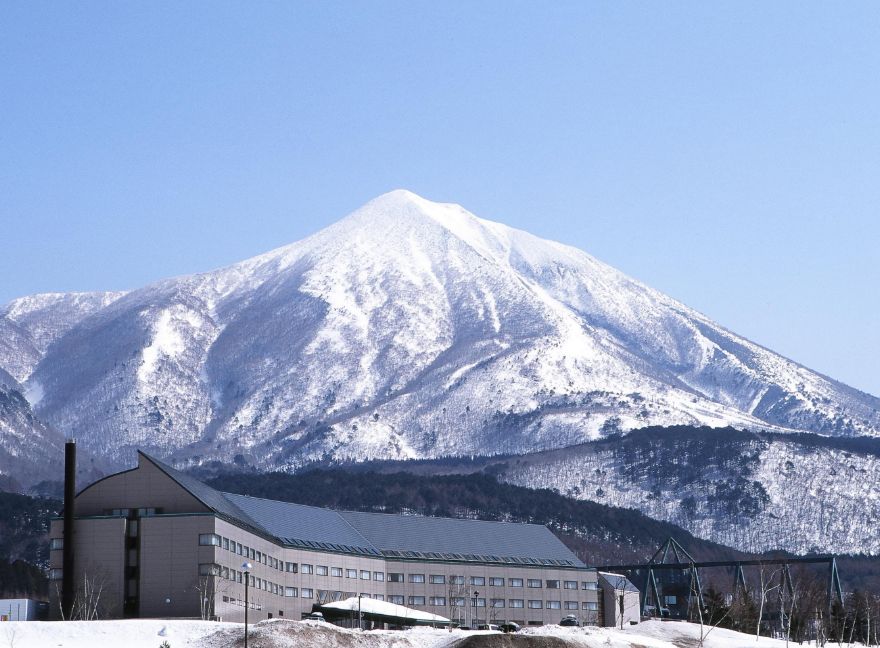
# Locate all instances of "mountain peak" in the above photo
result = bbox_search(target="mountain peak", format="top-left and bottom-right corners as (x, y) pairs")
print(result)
(3, 191), (879, 490)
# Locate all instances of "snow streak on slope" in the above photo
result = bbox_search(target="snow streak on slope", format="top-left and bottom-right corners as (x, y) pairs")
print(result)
(0, 291), (124, 384)
(495, 429), (880, 554)
(0, 190), (877, 475)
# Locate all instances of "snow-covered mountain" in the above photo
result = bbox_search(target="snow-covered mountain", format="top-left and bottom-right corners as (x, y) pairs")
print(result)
(491, 428), (880, 555)
(2, 190), (879, 480)
(0, 368), (65, 491)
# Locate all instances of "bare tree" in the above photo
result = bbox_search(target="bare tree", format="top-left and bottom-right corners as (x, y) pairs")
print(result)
(74, 568), (109, 620)
(754, 563), (781, 641)
(447, 577), (467, 626)
(778, 570), (800, 648)
(691, 580), (731, 647)
(489, 599), (502, 624)
(193, 567), (229, 621)
(53, 562), (113, 621)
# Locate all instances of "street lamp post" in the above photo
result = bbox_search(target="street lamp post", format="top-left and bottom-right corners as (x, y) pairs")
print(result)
(242, 561), (253, 648)
(357, 593), (363, 630)
(473, 591), (479, 627)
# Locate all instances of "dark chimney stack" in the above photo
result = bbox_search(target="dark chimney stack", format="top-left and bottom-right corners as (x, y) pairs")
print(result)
(61, 440), (76, 619)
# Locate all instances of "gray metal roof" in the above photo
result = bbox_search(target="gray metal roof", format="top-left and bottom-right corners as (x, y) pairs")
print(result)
(140, 452), (584, 566)
(222, 493), (379, 555)
(340, 510), (584, 567)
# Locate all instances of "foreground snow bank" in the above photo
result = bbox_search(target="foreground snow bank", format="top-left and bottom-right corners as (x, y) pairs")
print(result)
(0, 619), (237, 648)
(0, 618), (797, 648)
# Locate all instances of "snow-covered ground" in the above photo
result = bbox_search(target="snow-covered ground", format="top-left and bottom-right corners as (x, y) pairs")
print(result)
(0, 619), (235, 648)
(0, 618), (806, 648)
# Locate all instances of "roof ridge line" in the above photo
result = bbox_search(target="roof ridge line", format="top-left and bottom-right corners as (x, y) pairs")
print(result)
(335, 508), (381, 554)
(137, 451), (267, 533)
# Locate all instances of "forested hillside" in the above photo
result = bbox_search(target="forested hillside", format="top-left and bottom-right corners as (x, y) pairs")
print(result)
(0, 491), (58, 597)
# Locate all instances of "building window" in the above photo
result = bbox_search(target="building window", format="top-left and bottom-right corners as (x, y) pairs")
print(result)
(408, 596), (426, 606)
(429, 596), (446, 606)
(199, 563), (220, 576)
(49, 568), (63, 581)
(546, 580), (560, 589)
(451, 597), (466, 607)
(388, 573), (404, 583)
(474, 598), (486, 607)
(373, 572), (384, 581)
(527, 579), (541, 588)
(346, 569), (357, 578)
(470, 576), (485, 586)
(582, 581), (599, 590)
(286, 562), (298, 573)
(256, 551), (262, 563)
(508, 578), (523, 588)
(664, 595), (677, 605)
(222, 537), (229, 551)
(374, 595), (384, 601)
(50, 538), (64, 551)
(316, 565), (328, 576)
(490, 598), (505, 608)
(450, 575), (465, 585)
(389, 595), (404, 605)
(199, 533), (221, 546)
(489, 577), (503, 587)
(547, 600), (561, 609)
(509, 599), (524, 608)
(301, 588), (313, 598)
(528, 600), (542, 609)
(565, 601), (578, 610)
(409, 573), (425, 583)
(564, 580), (577, 590)
(429, 574), (445, 584)
(330, 567), (342, 577)
(360, 570), (371, 580)
(582, 601), (598, 611)
(301, 564), (313, 575)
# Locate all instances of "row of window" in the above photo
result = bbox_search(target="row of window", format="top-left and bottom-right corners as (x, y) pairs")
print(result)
(283, 589), (389, 601)
(386, 596), (598, 611)
(200, 534), (287, 574)
(221, 596), (263, 611)
(199, 534), (601, 594)
(303, 565), (383, 581)
(204, 563), (287, 598)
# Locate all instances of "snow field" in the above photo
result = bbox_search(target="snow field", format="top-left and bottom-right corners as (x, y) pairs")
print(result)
(0, 619), (803, 648)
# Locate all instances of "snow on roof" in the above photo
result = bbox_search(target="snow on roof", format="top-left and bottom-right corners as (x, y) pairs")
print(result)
(319, 597), (451, 624)
(599, 571), (640, 592)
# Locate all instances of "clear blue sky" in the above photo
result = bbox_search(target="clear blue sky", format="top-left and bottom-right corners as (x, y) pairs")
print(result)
(1, 2), (878, 396)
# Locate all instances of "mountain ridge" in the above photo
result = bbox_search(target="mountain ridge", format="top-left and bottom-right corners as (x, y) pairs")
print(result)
(1, 190), (878, 489)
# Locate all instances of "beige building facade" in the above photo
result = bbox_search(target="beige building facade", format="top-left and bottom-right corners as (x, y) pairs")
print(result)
(50, 452), (599, 626)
